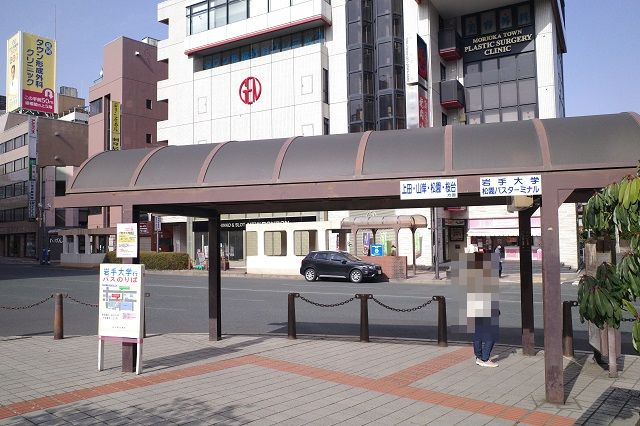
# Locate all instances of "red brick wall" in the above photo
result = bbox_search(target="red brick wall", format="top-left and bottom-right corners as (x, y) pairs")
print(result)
(361, 256), (407, 279)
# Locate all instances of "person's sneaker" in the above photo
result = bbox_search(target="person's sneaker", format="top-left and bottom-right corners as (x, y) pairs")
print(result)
(479, 360), (499, 368)
(475, 357), (483, 365)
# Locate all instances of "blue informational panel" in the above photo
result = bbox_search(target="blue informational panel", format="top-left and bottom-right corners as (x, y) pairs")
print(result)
(370, 244), (384, 256)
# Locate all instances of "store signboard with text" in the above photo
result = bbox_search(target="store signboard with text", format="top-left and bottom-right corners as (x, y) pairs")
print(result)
(400, 179), (458, 199)
(98, 264), (144, 339)
(479, 175), (541, 197)
(116, 223), (138, 258)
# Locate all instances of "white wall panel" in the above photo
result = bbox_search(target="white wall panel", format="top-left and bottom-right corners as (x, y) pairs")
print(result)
(271, 59), (295, 108)
(272, 107), (295, 138)
(330, 101), (348, 134)
(193, 76), (211, 122)
(211, 117), (230, 143)
(230, 114), (251, 141)
(328, 53), (347, 104)
(251, 110), (272, 140)
(193, 120), (210, 145)
(211, 73), (231, 119)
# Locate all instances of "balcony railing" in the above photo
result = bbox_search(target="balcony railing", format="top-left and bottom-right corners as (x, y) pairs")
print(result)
(440, 79), (465, 110)
(438, 29), (462, 61)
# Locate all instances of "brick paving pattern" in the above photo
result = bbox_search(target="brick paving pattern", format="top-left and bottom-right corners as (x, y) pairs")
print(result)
(0, 334), (639, 425)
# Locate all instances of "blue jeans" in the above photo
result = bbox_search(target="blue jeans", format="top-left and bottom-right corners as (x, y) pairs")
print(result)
(473, 317), (497, 362)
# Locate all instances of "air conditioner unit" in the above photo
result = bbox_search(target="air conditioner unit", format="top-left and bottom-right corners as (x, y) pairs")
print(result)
(507, 195), (534, 213)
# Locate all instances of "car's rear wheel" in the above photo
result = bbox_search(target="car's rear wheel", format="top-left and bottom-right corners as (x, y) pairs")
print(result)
(304, 268), (317, 282)
(349, 269), (363, 283)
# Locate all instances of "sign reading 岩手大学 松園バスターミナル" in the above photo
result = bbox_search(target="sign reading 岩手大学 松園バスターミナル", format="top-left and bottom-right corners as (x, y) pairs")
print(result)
(480, 175), (541, 197)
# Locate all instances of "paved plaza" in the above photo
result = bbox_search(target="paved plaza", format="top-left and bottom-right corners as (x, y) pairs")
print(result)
(0, 333), (639, 425)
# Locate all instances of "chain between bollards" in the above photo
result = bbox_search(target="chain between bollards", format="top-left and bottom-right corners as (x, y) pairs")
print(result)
(563, 300), (578, 358)
(433, 296), (448, 347)
(288, 293), (299, 339)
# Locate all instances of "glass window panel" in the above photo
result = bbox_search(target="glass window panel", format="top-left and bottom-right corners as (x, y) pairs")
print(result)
(480, 11), (496, 34)
(392, 15), (402, 37)
(249, 0), (268, 16)
(291, 32), (301, 48)
(364, 98), (375, 119)
(350, 123), (363, 133)
(230, 48), (240, 63)
(303, 28), (319, 45)
(379, 94), (393, 118)
(396, 94), (406, 117)
(501, 107), (518, 122)
(203, 55), (214, 69)
(484, 109), (500, 123)
(259, 40), (271, 56)
(228, 0), (247, 24)
(222, 51), (231, 65)
(213, 5), (227, 27)
(517, 4), (532, 26)
(483, 84), (499, 109)
(482, 58), (498, 84)
(393, 41), (403, 63)
(362, 0), (372, 20)
(467, 111), (482, 125)
(465, 86), (482, 112)
(394, 66), (404, 89)
(499, 8), (513, 29)
(517, 52), (535, 78)
(363, 72), (374, 95)
(349, 73), (363, 95)
(350, 99), (364, 122)
(378, 42), (392, 66)
(272, 38), (282, 53)
(378, 66), (392, 90)
(464, 15), (478, 37)
(240, 46), (251, 60)
(191, 10), (208, 33)
(348, 22), (361, 44)
(6, 184), (14, 197)
(378, 118), (393, 130)
(377, 15), (391, 38)
(348, 49), (362, 72)
(464, 62), (482, 87)
(520, 104), (536, 120)
(518, 78), (537, 104)
(280, 35), (291, 51)
(377, 0), (391, 15)
(6, 139), (15, 151)
(362, 22), (372, 44)
(499, 55), (516, 81)
(396, 118), (406, 129)
(347, 0), (361, 21)
(363, 48), (373, 71)
(270, 0), (289, 11)
(500, 81), (517, 107)
(0, 143), (5, 154)
(392, 0), (402, 14)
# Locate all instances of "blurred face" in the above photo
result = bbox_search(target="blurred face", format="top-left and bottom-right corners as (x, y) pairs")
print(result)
(10, 65), (15, 79)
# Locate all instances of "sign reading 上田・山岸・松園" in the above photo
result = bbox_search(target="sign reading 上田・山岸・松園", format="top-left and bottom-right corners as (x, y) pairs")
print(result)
(463, 25), (534, 62)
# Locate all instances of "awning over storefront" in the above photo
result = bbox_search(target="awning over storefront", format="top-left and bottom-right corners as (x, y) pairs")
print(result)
(466, 228), (541, 237)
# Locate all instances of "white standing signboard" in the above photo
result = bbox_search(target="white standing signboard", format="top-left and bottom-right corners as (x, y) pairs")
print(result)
(116, 223), (138, 258)
(479, 175), (542, 197)
(400, 178), (458, 200)
(98, 263), (144, 374)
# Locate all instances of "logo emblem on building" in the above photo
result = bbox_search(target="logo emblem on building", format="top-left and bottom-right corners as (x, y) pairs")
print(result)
(239, 76), (262, 105)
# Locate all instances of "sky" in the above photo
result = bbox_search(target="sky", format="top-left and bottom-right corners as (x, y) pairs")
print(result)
(0, 0), (638, 117)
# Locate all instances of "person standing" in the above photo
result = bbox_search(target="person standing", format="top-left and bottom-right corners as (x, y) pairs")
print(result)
(494, 244), (503, 278)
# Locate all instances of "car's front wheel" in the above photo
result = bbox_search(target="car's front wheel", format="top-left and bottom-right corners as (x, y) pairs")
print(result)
(304, 268), (317, 282)
(349, 269), (363, 283)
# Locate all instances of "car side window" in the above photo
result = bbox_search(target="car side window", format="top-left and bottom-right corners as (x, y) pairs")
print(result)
(315, 253), (329, 261)
(330, 253), (344, 262)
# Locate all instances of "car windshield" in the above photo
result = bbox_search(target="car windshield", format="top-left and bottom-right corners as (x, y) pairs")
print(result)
(342, 253), (362, 262)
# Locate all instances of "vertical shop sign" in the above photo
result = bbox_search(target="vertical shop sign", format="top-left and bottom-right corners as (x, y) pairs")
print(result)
(111, 100), (121, 150)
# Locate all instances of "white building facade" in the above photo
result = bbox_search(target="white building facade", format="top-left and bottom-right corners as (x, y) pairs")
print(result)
(156, 0), (576, 269)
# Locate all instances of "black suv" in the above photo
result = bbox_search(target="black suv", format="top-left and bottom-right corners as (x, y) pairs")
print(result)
(300, 251), (382, 283)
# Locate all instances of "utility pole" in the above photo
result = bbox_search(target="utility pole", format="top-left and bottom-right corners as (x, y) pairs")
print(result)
(433, 207), (441, 279)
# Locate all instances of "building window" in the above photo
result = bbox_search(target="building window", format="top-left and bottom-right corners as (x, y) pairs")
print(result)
(323, 118), (330, 135)
(146, 99), (153, 109)
(246, 231), (258, 256)
(89, 98), (102, 117)
(146, 134), (153, 144)
(264, 231), (287, 256)
(55, 208), (66, 227)
(294, 230), (317, 256)
(322, 68), (329, 103)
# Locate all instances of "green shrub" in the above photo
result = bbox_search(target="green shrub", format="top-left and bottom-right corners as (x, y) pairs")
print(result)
(103, 251), (190, 270)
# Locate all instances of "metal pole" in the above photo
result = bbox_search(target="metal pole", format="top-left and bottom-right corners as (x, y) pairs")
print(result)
(288, 293), (298, 339)
(434, 296), (447, 347)
(356, 294), (372, 342)
(433, 208), (440, 279)
(562, 301), (577, 358)
(53, 293), (63, 340)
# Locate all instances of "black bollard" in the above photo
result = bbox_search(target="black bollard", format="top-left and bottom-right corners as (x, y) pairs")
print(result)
(288, 293), (299, 339)
(54, 293), (64, 340)
(562, 300), (578, 358)
(433, 296), (447, 347)
(356, 294), (372, 342)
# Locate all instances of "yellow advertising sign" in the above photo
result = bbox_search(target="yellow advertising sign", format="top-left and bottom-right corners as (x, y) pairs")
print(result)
(6, 33), (21, 112)
(111, 101), (121, 151)
(5, 32), (56, 113)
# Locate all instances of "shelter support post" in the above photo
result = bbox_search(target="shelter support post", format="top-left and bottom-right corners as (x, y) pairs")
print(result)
(208, 212), (222, 341)
(411, 229), (416, 276)
(541, 184), (568, 404)
(518, 207), (536, 356)
(120, 204), (139, 373)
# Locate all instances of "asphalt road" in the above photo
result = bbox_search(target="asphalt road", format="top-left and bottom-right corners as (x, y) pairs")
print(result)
(0, 264), (636, 354)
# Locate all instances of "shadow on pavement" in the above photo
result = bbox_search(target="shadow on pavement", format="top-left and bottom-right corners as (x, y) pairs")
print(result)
(574, 386), (640, 425)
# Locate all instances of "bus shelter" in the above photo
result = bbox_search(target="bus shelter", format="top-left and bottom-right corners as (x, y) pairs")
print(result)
(56, 112), (640, 403)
